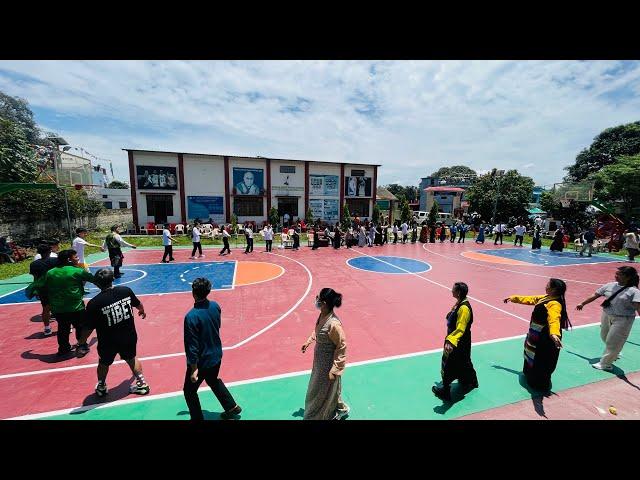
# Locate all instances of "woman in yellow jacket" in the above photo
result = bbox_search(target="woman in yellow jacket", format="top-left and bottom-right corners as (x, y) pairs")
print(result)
(503, 278), (571, 391)
(433, 282), (478, 402)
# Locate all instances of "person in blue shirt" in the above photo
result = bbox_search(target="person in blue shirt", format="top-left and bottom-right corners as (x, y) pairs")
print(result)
(449, 224), (457, 243)
(183, 277), (242, 420)
(457, 223), (467, 243)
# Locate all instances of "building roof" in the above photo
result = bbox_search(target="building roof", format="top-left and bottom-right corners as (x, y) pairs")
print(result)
(376, 186), (399, 201)
(527, 207), (546, 214)
(424, 186), (465, 192)
(123, 149), (381, 167)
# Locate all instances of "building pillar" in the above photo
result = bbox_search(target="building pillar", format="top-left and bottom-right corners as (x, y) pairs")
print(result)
(372, 165), (378, 220)
(266, 158), (271, 217)
(127, 151), (139, 228)
(339, 163), (345, 222)
(304, 161), (309, 220)
(224, 156), (231, 223)
(178, 153), (186, 224)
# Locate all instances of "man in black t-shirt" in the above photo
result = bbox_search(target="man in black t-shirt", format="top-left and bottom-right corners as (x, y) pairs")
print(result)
(78, 268), (150, 397)
(29, 244), (59, 336)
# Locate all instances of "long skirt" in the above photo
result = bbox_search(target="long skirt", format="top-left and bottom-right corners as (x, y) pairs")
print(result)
(441, 342), (477, 387)
(550, 238), (564, 252)
(523, 331), (559, 391)
(304, 343), (346, 419)
(358, 233), (366, 247)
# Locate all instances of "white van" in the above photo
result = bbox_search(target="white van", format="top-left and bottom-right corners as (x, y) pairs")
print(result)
(412, 211), (454, 226)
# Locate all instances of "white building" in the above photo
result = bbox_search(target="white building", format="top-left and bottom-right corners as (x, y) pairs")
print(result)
(95, 187), (132, 210)
(125, 149), (380, 227)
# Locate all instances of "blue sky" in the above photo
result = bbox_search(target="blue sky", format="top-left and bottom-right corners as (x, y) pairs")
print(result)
(1, 60), (639, 187)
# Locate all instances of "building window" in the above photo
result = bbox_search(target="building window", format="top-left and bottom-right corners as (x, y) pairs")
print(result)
(146, 194), (174, 223)
(119, 202), (128, 209)
(103, 201), (113, 209)
(277, 197), (298, 217)
(102, 195), (108, 199)
(351, 169), (365, 176)
(346, 198), (369, 217)
(234, 197), (263, 216)
(280, 165), (296, 174)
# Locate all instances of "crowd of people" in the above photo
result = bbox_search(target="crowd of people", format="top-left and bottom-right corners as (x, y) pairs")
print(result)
(15, 216), (640, 420)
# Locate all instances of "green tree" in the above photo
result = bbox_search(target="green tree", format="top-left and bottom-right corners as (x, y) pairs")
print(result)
(0, 118), (38, 183)
(592, 154), (640, 220)
(231, 214), (238, 232)
(305, 208), (314, 226)
(565, 121), (640, 182)
(372, 203), (381, 224)
(0, 92), (40, 144)
(428, 199), (439, 226)
(400, 199), (412, 223)
(466, 169), (534, 222)
(430, 165), (477, 181)
(341, 203), (351, 230)
(268, 206), (279, 228)
(384, 184), (406, 201)
(107, 180), (129, 189)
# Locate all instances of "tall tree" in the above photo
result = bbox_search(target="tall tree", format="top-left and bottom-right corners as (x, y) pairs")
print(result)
(107, 180), (129, 189)
(430, 165), (477, 180)
(0, 92), (40, 144)
(372, 203), (381, 224)
(565, 121), (640, 182)
(384, 184), (406, 201)
(592, 154), (640, 220)
(0, 118), (38, 183)
(341, 203), (351, 230)
(400, 199), (412, 223)
(466, 170), (534, 222)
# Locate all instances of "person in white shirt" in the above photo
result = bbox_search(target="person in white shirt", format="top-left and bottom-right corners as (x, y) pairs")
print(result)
(392, 223), (399, 244)
(161, 224), (175, 263)
(624, 230), (639, 262)
(283, 213), (290, 227)
(190, 221), (203, 259)
(34, 238), (61, 261)
(513, 224), (526, 247)
(401, 222), (409, 244)
(220, 225), (232, 256)
(244, 224), (254, 254)
(73, 228), (104, 271)
(493, 222), (504, 245)
(263, 224), (274, 252)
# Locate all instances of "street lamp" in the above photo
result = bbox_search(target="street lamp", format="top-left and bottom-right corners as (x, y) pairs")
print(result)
(491, 169), (505, 224)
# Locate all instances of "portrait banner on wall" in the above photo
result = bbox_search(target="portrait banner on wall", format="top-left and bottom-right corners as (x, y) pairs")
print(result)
(136, 166), (178, 190)
(187, 196), (224, 222)
(323, 199), (339, 221)
(345, 176), (372, 197)
(233, 168), (264, 195)
(309, 199), (324, 220)
(309, 174), (339, 196)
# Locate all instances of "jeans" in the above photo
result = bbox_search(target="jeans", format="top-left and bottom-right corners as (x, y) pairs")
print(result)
(599, 312), (636, 367)
(245, 238), (254, 253)
(514, 235), (523, 246)
(183, 363), (237, 420)
(191, 242), (202, 256)
(265, 240), (272, 252)
(580, 243), (593, 256)
(220, 238), (230, 255)
(494, 232), (503, 244)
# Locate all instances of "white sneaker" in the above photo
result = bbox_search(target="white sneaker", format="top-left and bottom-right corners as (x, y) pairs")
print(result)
(592, 362), (613, 371)
(189, 256), (196, 259)
(198, 254), (205, 258)
(43, 326), (53, 336)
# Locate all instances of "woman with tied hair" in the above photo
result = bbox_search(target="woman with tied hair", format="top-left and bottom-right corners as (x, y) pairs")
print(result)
(432, 282), (479, 402)
(504, 278), (571, 391)
(576, 266), (640, 371)
(301, 288), (349, 420)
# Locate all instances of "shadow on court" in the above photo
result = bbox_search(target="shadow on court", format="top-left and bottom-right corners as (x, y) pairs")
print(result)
(177, 410), (226, 420)
(566, 350), (640, 392)
(432, 382), (476, 415)
(21, 338), (98, 364)
(75, 378), (136, 409)
(292, 408), (305, 418)
(491, 364), (557, 418)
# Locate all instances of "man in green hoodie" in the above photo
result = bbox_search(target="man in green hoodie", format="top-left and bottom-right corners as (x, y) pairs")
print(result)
(27, 249), (97, 356)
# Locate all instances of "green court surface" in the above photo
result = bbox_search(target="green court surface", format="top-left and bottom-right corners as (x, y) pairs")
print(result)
(43, 321), (640, 420)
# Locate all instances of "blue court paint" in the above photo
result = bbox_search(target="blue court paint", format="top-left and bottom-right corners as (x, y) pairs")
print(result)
(347, 256), (431, 274)
(476, 247), (622, 267)
(0, 261), (237, 305)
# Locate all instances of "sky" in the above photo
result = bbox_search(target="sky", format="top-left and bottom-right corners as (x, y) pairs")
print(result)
(1, 60), (639, 188)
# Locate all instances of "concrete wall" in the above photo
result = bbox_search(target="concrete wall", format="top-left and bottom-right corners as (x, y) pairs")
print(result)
(183, 155), (226, 222)
(134, 152), (181, 225)
(228, 157), (268, 223)
(270, 159), (305, 222)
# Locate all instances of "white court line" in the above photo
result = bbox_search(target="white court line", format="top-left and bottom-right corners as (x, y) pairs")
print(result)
(423, 245), (603, 286)
(231, 259), (238, 290)
(0, 253), (312, 380)
(8, 320), (607, 420)
(350, 249), (529, 324)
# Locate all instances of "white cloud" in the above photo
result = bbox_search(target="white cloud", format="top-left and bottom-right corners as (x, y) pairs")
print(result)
(1, 60), (639, 188)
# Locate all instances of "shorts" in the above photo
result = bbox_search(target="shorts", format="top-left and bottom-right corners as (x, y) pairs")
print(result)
(97, 335), (137, 366)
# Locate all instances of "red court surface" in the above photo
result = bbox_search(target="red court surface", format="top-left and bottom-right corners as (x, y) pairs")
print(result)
(0, 240), (627, 419)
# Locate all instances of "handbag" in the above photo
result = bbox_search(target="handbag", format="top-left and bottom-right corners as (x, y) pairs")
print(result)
(601, 286), (628, 308)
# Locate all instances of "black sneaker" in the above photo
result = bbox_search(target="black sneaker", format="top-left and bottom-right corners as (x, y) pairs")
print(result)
(220, 405), (242, 420)
(432, 385), (451, 401)
(75, 344), (90, 358)
(57, 347), (73, 356)
(95, 381), (108, 397)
